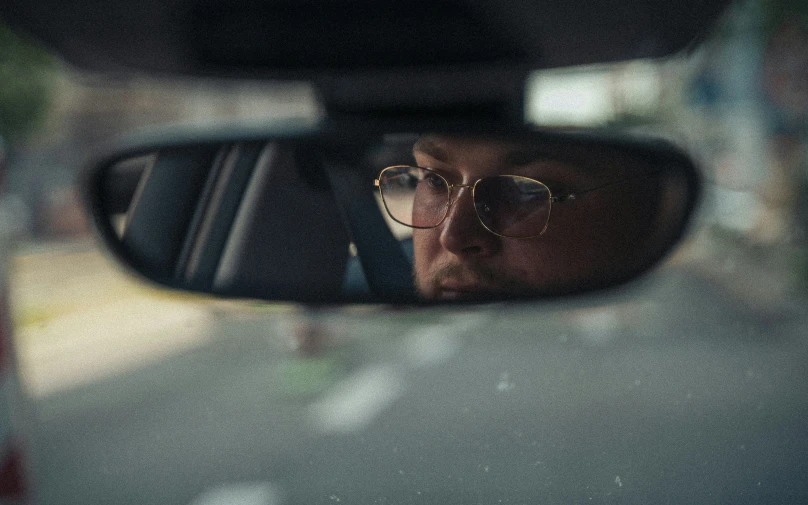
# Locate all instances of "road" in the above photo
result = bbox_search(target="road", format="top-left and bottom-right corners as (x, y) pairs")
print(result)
(9, 238), (808, 505)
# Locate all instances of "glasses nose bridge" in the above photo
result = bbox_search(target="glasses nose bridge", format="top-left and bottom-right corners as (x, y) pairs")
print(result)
(446, 182), (476, 207)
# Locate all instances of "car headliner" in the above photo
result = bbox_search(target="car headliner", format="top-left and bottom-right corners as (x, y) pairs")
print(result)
(1, 0), (731, 79)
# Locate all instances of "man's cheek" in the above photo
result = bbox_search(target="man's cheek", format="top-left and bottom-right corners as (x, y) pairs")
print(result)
(411, 231), (433, 293)
(412, 259), (439, 298)
(501, 242), (556, 283)
(412, 229), (439, 258)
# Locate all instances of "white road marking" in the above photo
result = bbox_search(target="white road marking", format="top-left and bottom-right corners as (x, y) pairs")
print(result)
(404, 312), (490, 368)
(309, 364), (404, 434)
(309, 314), (490, 434)
(403, 325), (460, 368)
(188, 482), (283, 505)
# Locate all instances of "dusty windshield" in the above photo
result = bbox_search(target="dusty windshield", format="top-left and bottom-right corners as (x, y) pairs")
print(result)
(2, 0), (808, 503)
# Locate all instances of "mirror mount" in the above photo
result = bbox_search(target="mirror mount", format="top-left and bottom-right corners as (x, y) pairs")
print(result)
(316, 66), (529, 124)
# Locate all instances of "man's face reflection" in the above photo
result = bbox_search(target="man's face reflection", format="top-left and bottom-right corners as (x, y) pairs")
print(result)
(410, 135), (657, 300)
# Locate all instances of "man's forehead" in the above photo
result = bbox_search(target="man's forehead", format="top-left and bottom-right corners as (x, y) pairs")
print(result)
(411, 134), (595, 180)
(412, 135), (539, 162)
(411, 134), (635, 182)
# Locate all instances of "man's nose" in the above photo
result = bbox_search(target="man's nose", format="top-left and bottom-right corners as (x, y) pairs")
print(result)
(438, 187), (500, 257)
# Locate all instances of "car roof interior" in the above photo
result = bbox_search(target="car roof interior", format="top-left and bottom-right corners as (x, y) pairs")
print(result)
(1, 0), (731, 78)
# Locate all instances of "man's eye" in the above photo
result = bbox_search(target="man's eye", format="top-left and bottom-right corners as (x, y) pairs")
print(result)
(402, 174), (419, 188)
(422, 173), (447, 190)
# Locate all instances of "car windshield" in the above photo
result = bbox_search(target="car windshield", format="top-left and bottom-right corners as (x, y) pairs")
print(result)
(2, 0), (808, 503)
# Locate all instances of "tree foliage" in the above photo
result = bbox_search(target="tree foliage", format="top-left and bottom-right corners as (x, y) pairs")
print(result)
(0, 20), (55, 141)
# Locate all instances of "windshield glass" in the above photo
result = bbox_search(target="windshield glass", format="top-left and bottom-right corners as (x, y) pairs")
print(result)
(2, 0), (807, 503)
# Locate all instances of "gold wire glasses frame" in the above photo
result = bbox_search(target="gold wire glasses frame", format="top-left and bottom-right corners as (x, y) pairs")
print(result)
(374, 165), (580, 239)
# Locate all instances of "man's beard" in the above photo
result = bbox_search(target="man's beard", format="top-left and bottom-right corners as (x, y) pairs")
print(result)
(414, 260), (539, 300)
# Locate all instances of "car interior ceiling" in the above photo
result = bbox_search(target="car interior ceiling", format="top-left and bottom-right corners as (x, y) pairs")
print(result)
(0, 0), (733, 76)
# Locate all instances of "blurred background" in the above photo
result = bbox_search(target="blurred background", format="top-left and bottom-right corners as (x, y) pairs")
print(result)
(1, 0), (806, 503)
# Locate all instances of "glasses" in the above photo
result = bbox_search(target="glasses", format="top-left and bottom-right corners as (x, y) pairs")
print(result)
(375, 165), (615, 238)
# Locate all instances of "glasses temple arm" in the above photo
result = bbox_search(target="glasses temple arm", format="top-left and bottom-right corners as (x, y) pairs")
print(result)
(557, 170), (663, 202)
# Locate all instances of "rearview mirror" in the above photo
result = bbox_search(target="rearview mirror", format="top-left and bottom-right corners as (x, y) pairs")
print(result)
(84, 122), (700, 304)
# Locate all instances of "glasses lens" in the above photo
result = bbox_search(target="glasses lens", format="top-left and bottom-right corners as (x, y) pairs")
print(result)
(474, 176), (551, 237)
(378, 166), (450, 228)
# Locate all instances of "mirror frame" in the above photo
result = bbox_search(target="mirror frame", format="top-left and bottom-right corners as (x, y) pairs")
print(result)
(83, 119), (702, 305)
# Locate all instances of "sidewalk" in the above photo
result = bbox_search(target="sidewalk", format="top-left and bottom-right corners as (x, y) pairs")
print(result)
(671, 226), (808, 318)
(9, 240), (215, 397)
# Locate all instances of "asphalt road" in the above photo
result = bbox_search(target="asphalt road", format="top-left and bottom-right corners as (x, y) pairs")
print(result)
(14, 249), (808, 505)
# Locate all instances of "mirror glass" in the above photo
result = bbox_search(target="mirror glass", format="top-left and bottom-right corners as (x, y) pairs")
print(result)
(87, 128), (699, 304)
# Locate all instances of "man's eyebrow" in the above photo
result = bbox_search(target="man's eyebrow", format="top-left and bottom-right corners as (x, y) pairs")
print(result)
(504, 148), (592, 179)
(504, 148), (558, 166)
(412, 137), (449, 162)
